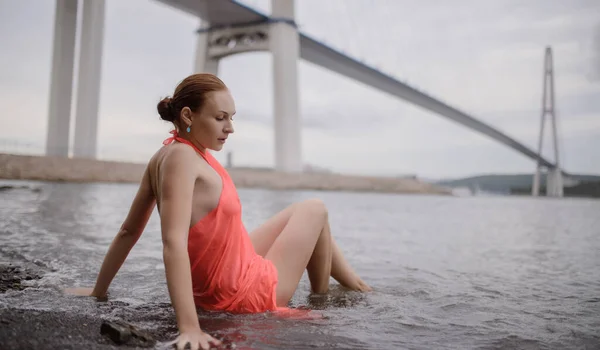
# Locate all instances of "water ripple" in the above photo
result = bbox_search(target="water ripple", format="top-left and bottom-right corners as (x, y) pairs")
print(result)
(1, 181), (599, 349)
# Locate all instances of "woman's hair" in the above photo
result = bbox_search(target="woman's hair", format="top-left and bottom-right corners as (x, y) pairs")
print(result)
(157, 73), (227, 123)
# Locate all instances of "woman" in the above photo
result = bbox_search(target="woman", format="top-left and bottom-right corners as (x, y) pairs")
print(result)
(66, 73), (371, 350)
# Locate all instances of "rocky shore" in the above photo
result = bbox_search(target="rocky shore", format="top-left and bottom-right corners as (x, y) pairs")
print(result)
(0, 307), (157, 350)
(0, 263), (234, 350)
(0, 153), (450, 195)
(0, 264), (146, 349)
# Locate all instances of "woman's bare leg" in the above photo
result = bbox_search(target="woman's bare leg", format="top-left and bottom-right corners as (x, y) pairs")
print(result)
(330, 233), (371, 291)
(249, 204), (297, 257)
(306, 210), (332, 293)
(264, 199), (330, 305)
(249, 200), (371, 294)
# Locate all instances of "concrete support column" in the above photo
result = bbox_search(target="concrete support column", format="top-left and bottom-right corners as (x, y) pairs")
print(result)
(532, 166), (542, 196)
(546, 167), (564, 197)
(194, 21), (219, 75)
(73, 0), (105, 158)
(533, 47), (563, 197)
(46, 0), (78, 157)
(270, 0), (302, 173)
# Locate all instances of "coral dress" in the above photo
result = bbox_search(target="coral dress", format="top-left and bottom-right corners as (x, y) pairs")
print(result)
(163, 131), (279, 314)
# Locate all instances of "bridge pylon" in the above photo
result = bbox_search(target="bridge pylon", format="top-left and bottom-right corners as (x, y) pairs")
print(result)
(193, 0), (302, 173)
(45, 0), (105, 159)
(532, 46), (563, 197)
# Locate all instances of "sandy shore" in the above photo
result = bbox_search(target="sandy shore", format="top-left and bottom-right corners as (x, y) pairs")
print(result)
(0, 153), (451, 195)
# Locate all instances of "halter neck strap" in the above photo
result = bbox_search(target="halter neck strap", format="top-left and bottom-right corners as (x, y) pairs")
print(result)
(162, 129), (178, 145)
(163, 129), (207, 157)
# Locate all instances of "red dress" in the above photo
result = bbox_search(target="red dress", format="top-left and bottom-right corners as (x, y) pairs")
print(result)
(163, 131), (278, 314)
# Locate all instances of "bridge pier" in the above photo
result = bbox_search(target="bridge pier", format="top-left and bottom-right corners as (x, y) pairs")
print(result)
(46, 0), (78, 157)
(193, 0), (302, 173)
(532, 47), (563, 198)
(194, 21), (219, 75)
(73, 0), (105, 158)
(532, 167), (564, 197)
(270, 0), (302, 173)
(532, 167), (542, 197)
(546, 167), (564, 197)
(46, 0), (105, 159)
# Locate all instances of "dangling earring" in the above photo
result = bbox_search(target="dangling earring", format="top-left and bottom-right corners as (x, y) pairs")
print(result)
(186, 125), (191, 133)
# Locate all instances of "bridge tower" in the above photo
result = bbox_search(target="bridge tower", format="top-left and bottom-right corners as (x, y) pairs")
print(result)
(532, 46), (563, 197)
(194, 0), (302, 173)
(45, 0), (105, 158)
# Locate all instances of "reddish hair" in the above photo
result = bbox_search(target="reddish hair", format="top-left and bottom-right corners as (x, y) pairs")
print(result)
(157, 73), (227, 123)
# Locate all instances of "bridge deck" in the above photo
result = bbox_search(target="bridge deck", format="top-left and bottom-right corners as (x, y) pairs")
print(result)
(154, 0), (561, 172)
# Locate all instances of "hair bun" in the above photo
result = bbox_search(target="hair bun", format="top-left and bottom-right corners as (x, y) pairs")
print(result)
(157, 73), (228, 124)
(157, 97), (174, 122)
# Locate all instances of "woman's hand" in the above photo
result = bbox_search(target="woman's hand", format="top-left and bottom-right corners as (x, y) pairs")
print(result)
(64, 287), (94, 296)
(64, 287), (107, 300)
(171, 328), (222, 350)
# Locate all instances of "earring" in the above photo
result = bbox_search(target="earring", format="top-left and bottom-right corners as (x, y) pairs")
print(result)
(186, 125), (191, 133)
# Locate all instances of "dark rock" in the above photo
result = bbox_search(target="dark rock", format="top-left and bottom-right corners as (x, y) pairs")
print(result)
(100, 320), (155, 347)
(0, 185), (39, 192)
(0, 263), (42, 293)
(101, 321), (132, 344)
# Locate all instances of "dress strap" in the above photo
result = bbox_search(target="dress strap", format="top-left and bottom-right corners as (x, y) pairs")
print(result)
(163, 129), (210, 162)
(162, 129), (178, 146)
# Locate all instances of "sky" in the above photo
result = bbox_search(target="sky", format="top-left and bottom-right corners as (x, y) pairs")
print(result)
(0, 0), (598, 179)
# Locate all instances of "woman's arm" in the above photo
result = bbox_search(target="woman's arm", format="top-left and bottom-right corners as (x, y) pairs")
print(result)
(156, 148), (221, 348)
(65, 167), (156, 298)
(157, 147), (202, 333)
(89, 166), (156, 297)
(90, 166), (156, 297)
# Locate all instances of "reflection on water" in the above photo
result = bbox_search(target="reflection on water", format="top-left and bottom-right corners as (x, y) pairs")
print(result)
(1, 180), (599, 349)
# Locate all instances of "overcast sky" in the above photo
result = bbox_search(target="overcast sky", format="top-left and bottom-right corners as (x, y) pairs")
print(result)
(0, 0), (598, 179)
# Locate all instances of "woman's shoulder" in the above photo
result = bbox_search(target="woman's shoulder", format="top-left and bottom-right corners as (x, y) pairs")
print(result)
(149, 143), (213, 182)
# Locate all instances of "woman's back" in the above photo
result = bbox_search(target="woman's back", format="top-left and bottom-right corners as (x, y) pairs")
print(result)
(147, 140), (222, 230)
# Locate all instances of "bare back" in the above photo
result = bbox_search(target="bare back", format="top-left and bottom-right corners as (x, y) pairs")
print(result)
(147, 142), (223, 229)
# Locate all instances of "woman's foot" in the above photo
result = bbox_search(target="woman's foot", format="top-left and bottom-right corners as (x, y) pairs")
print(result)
(339, 274), (372, 292)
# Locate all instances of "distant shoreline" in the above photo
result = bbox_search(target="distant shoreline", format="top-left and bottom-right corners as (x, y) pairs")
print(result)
(436, 172), (600, 198)
(0, 153), (451, 195)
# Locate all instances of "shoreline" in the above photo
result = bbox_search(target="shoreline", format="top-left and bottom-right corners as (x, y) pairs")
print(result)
(0, 262), (238, 349)
(0, 263), (160, 349)
(0, 153), (451, 195)
(0, 307), (161, 350)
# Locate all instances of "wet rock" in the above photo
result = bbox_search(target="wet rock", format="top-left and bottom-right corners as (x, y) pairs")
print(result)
(100, 320), (155, 347)
(0, 184), (40, 192)
(0, 264), (42, 293)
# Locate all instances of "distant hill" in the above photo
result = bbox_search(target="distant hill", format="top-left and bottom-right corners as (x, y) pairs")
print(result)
(436, 173), (600, 194)
(511, 180), (600, 198)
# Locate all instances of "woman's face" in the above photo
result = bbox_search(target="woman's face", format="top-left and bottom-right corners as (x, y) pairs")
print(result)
(181, 89), (236, 151)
